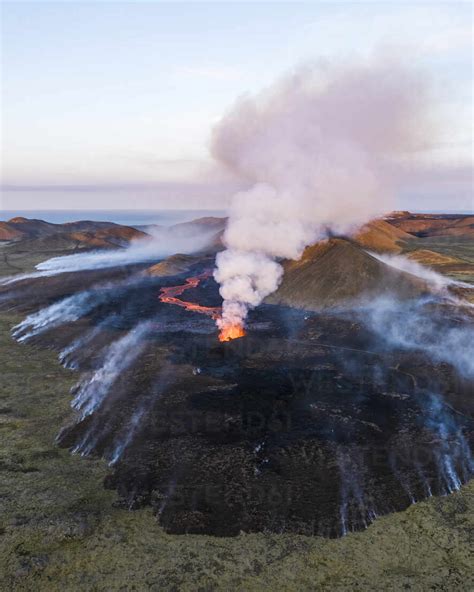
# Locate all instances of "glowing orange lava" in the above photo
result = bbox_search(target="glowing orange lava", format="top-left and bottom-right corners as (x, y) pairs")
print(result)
(218, 323), (246, 342)
(158, 271), (220, 319)
(158, 270), (246, 342)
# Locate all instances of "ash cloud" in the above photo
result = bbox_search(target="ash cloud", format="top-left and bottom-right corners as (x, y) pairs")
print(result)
(212, 58), (431, 329)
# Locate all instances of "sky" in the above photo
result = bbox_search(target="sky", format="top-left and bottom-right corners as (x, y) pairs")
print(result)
(1, 1), (472, 211)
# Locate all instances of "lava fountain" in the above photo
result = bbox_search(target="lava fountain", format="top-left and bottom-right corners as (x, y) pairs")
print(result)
(158, 270), (246, 341)
(218, 323), (246, 342)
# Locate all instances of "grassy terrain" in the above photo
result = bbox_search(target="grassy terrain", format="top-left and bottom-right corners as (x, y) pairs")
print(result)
(0, 242), (73, 278)
(403, 237), (474, 283)
(404, 236), (474, 264)
(0, 311), (473, 591)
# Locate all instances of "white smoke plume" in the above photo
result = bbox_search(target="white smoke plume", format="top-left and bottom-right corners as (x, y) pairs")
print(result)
(358, 297), (474, 379)
(12, 291), (100, 343)
(11, 278), (132, 342)
(72, 320), (152, 419)
(424, 393), (474, 493)
(58, 314), (118, 369)
(1, 223), (219, 285)
(212, 58), (430, 328)
(107, 363), (173, 465)
(369, 252), (471, 291)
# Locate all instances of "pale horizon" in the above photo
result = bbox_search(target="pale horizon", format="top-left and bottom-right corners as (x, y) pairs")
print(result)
(1, 1), (472, 212)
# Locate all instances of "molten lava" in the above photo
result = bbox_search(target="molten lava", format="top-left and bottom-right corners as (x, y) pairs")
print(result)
(218, 323), (246, 342)
(158, 271), (220, 319)
(158, 270), (246, 341)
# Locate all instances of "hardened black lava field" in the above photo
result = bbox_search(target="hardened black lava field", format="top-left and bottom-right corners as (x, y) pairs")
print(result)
(3, 255), (473, 537)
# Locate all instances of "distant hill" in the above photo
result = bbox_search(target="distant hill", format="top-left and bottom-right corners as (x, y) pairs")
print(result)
(266, 238), (430, 311)
(146, 254), (199, 277)
(386, 213), (474, 238)
(137, 217), (226, 237)
(0, 222), (26, 241)
(170, 217), (227, 236)
(139, 217), (226, 256)
(353, 219), (414, 253)
(0, 217), (149, 250)
(5, 217), (59, 237)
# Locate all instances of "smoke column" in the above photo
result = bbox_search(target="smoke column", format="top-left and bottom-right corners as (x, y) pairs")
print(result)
(212, 59), (430, 331)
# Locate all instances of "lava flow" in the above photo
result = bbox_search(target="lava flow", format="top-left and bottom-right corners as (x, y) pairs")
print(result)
(158, 270), (245, 341)
(158, 271), (220, 319)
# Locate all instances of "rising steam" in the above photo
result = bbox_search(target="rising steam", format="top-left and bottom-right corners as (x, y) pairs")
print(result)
(356, 296), (474, 379)
(72, 320), (152, 419)
(11, 277), (134, 342)
(212, 58), (430, 330)
(1, 223), (219, 285)
(369, 252), (471, 291)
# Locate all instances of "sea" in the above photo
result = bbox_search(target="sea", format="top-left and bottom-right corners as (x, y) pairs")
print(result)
(0, 209), (227, 227)
(0, 208), (471, 228)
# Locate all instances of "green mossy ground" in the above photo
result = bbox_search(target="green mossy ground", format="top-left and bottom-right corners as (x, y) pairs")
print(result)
(0, 243), (75, 278)
(0, 312), (473, 591)
(404, 236), (474, 283)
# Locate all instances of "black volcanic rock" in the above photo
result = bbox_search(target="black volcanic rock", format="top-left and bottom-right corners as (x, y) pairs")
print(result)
(5, 258), (472, 537)
(2, 220), (473, 538)
(57, 297), (473, 538)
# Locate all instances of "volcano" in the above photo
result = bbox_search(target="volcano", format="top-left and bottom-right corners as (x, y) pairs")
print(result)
(266, 238), (430, 310)
(1, 214), (473, 538)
